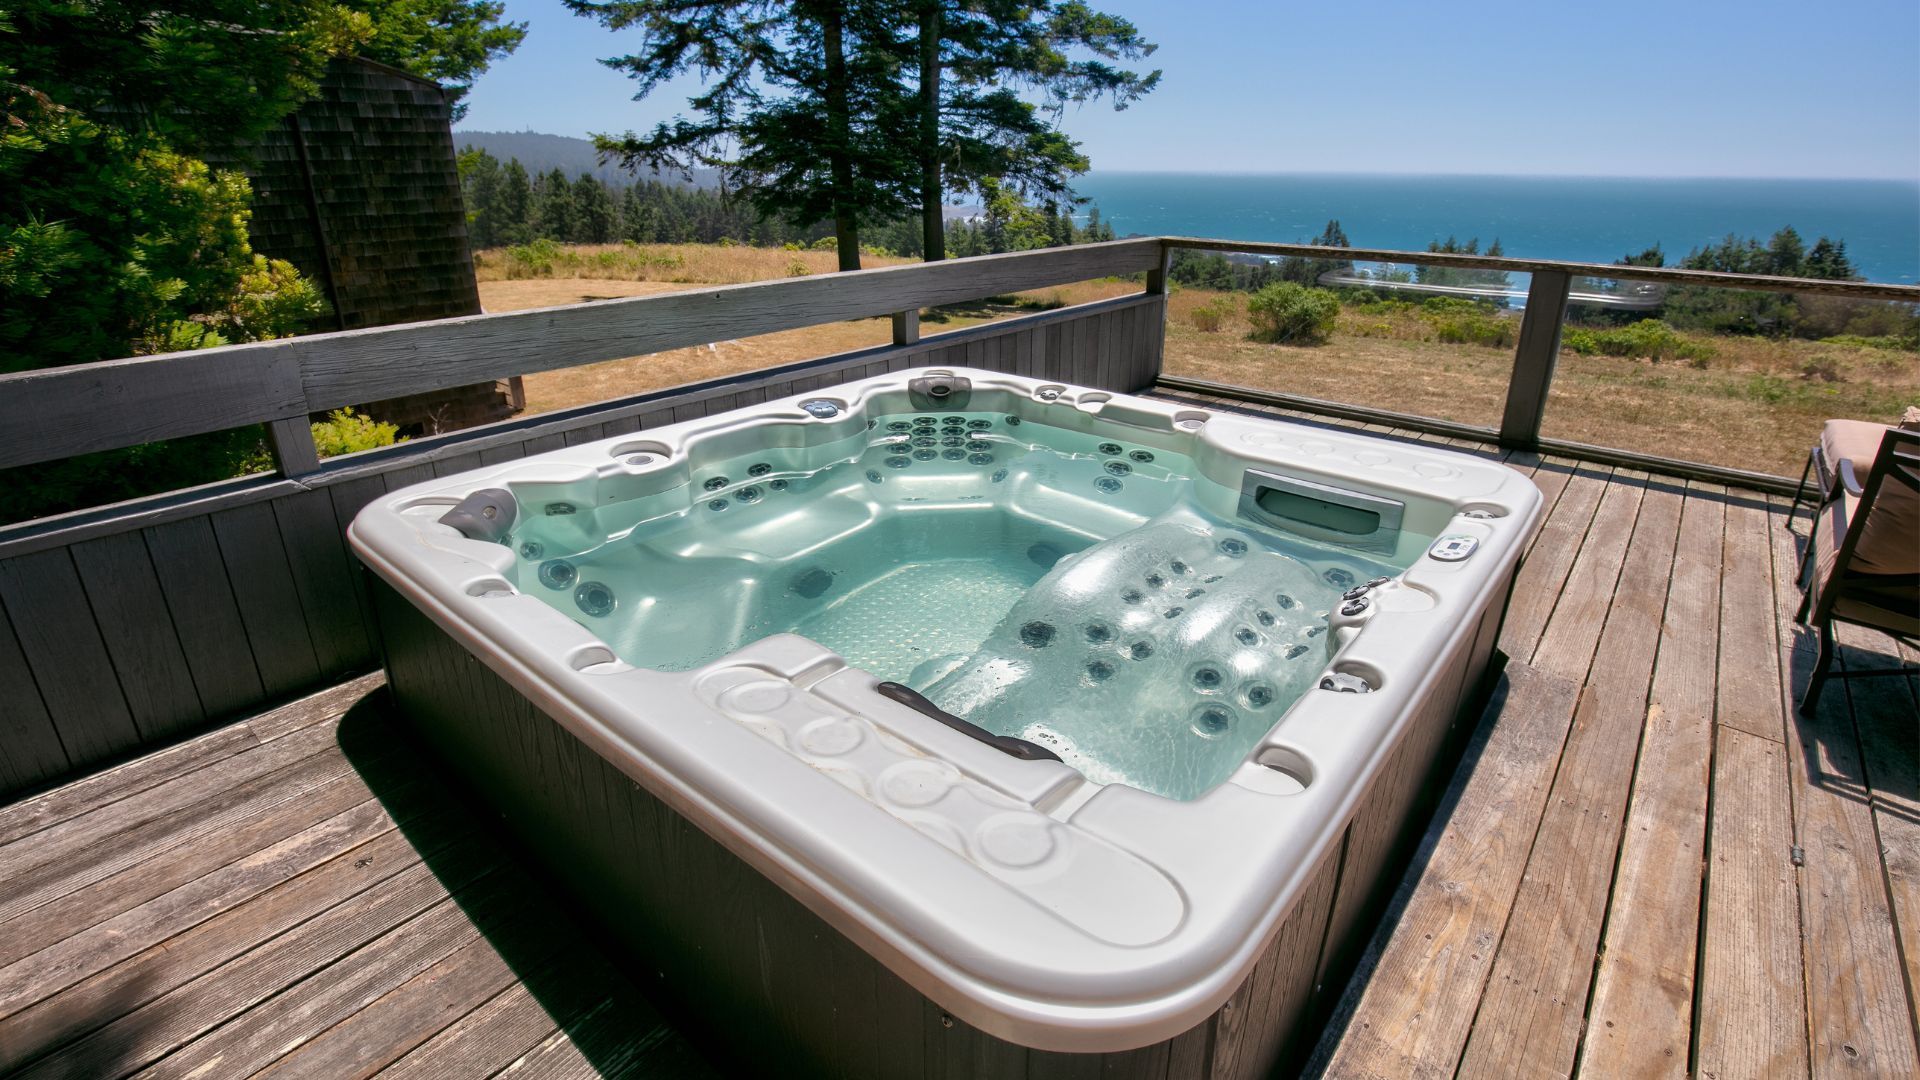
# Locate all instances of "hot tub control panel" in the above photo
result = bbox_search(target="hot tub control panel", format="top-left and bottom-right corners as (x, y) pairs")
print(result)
(1427, 534), (1480, 562)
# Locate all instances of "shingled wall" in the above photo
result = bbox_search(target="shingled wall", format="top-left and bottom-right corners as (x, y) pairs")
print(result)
(242, 57), (515, 432)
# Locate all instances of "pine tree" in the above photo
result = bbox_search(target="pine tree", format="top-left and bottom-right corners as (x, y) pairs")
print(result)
(1804, 237), (1857, 280)
(457, 148), (503, 248)
(565, 0), (916, 271)
(573, 174), (615, 243)
(908, 1), (1158, 261)
(496, 159), (533, 244)
(532, 168), (577, 241)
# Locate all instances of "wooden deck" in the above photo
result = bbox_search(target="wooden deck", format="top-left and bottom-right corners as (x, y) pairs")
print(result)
(1, 388), (1914, 1078)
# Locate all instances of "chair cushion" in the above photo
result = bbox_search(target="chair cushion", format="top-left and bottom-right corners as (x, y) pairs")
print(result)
(1819, 419), (1892, 491)
(1816, 478), (1920, 581)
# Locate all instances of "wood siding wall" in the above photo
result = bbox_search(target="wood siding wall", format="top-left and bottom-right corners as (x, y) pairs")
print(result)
(237, 57), (484, 331)
(0, 297), (1163, 803)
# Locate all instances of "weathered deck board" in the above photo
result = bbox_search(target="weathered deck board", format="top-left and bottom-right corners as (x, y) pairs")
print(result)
(1164, 393), (1915, 1080)
(0, 678), (708, 1079)
(1579, 481), (1727, 1077)
(2, 389), (1914, 1079)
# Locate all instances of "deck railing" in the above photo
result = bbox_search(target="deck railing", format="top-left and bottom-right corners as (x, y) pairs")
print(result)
(1158, 238), (1920, 493)
(0, 235), (1914, 798)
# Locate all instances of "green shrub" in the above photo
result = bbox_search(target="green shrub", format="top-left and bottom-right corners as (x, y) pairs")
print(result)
(1188, 296), (1237, 332)
(1819, 333), (1918, 352)
(1246, 283), (1340, 344)
(1562, 319), (1713, 362)
(503, 237), (562, 277)
(310, 409), (404, 458)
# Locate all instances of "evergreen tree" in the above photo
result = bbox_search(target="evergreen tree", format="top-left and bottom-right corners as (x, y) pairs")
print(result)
(457, 147), (503, 248)
(532, 167), (578, 240)
(1803, 237), (1857, 280)
(573, 174), (615, 242)
(496, 159), (533, 244)
(907, 0), (1157, 261)
(343, 0), (526, 118)
(565, 0), (915, 271)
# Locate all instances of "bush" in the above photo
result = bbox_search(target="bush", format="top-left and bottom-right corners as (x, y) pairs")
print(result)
(1422, 299), (1516, 347)
(1562, 319), (1714, 362)
(310, 410), (404, 458)
(1188, 296), (1237, 332)
(1246, 283), (1340, 344)
(1820, 333), (1918, 352)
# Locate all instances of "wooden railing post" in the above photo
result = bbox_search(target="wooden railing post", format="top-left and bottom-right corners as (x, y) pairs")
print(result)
(1499, 269), (1573, 450)
(1142, 243), (1174, 382)
(891, 309), (920, 347)
(268, 416), (322, 477)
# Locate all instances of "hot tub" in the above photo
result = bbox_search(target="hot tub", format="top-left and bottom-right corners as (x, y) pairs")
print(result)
(350, 368), (1542, 1076)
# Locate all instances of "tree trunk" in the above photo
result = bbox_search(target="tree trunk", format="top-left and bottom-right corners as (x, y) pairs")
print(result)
(918, 4), (944, 262)
(821, 3), (861, 272)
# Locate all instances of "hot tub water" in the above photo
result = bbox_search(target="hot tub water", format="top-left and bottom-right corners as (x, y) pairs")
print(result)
(505, 411), (1417, 800)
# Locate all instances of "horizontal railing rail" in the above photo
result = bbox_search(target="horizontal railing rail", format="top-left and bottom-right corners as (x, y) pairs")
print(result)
(1164, 237), (1920, 301)
(0, 238), (1164, 475)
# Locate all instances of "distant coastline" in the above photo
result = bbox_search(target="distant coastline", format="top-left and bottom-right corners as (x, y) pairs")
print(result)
(1073, 171), (1920, 284)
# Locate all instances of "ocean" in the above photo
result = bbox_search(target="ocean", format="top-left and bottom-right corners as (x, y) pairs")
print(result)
(1072, 173), (1920, 285)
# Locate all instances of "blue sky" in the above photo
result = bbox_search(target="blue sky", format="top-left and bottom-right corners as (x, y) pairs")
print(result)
(457, 0), (1920, 179)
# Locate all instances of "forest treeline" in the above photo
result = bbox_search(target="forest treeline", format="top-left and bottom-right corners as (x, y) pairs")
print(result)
(458, 150), (1119, 259)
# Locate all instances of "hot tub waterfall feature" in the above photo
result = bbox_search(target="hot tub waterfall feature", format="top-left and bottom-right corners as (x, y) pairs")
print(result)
(352, 369), (1542, 1077)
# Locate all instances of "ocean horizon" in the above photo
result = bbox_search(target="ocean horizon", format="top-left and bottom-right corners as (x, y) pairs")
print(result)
(1073, 172), (1920, 285)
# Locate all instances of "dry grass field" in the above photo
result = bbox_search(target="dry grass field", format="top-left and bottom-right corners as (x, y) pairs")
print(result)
(1163, 288), (1919, 477)
(474, 243), (1917, 478)
(474, 245), (1136, 415)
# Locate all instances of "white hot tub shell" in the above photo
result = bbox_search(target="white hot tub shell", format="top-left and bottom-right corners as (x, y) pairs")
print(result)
(349, 368), (1543, 1076)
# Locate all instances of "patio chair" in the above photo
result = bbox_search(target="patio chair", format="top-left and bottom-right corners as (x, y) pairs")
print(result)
(1796, 424), (1920, 714)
